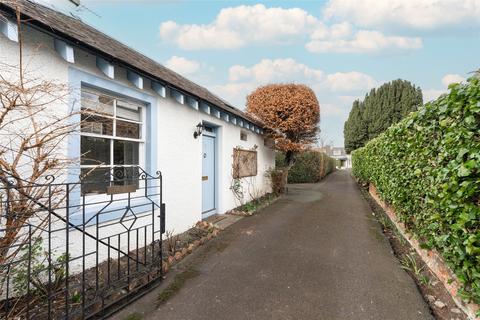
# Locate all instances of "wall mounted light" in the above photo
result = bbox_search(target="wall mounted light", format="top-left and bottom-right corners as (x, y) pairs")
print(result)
(193, 122), (204, 139)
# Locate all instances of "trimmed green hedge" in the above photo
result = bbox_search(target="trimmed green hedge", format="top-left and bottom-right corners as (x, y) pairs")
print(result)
(276, 151), (336, 183)
(352, 77), (480, 303)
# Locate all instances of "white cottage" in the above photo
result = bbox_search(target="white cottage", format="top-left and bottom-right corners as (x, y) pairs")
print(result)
(0, 1), (275, 235)
(0, 2), (276, 317)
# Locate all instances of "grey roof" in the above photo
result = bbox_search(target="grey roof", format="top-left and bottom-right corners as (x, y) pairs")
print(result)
(0, 0), (262, 126)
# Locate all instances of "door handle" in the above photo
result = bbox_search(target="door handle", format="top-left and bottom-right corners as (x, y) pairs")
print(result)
(202, 176), (208, 181)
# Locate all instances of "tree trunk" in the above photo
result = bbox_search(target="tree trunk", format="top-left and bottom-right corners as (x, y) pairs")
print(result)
(284, 150), (296, 169)
(279, 151), (297, 194)
(319, 153), (325, 180)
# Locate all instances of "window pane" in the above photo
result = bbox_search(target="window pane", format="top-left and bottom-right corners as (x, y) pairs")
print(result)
(81, 90), (114, 116)
(81, 114), (113, 136)
(114, 140), (139, 165)
(113, 166), (139, 188)
(117, 100), (141, 121)
(116, 120), (141, 139)
(240, 131), (248, 141)
(81, 167), (110, 195)
(81, 136), (111, 165)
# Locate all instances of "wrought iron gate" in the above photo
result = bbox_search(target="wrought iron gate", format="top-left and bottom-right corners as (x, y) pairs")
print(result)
(0, 167), (165, 319)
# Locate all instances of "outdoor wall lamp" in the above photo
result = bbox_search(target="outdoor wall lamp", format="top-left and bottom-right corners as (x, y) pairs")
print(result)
(193, 122), (204, 139)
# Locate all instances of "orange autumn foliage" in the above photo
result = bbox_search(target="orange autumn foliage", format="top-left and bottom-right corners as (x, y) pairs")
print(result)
(246, 84), (320, 164)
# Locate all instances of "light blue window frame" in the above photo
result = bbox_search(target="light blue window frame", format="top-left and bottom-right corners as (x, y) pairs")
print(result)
(67, 67), (158, 225)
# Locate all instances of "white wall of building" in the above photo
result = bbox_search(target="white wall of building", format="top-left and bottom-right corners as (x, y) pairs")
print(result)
(0, 24), (275, 272)
(156, 97), (275, 233)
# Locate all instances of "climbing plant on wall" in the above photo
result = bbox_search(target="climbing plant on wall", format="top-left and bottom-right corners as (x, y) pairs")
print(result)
(352, 76), (480, 304)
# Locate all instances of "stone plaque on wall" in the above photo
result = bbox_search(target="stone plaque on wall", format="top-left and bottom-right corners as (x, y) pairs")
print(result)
(233, 148), (258, 178)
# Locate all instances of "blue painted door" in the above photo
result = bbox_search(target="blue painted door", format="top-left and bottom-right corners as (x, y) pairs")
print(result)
(202, 133), (216, 215)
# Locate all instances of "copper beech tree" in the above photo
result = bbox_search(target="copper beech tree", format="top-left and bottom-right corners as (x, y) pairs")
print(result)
(246, 84), (320, 168)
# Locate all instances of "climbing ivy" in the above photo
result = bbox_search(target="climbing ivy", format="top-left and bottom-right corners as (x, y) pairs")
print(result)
(352, 76), (480, 303)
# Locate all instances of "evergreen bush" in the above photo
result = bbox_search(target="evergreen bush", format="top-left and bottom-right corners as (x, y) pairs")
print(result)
(352, 76), (480, 303)
(344, 79), (423, 153)
(276, 151), (336, 183)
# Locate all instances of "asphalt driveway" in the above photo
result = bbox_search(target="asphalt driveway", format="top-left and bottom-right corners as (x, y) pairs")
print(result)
(117, 170), (433, 320)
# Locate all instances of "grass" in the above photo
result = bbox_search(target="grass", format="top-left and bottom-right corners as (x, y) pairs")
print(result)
(124, 313), (143, 320)
(375, 214), (393, 229)
(400, 253), (424, 276)
(242, 201), (257, 212)
(374, 212), (407, 244)
(419, 274), (431, 286)
(360, 186), (432, 288)
(238, 193), (278, 214)
(400, 253), (432, 286)
(157, 268), (200, 305)
(394, 229), (408, 246)
(374, 212), (409, 245)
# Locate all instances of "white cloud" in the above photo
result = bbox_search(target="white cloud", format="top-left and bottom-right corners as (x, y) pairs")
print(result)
(338, 95), (363, 104)
(322, 103), (348, 117)
(310, 22), (352, 40)
(441, 74), (466, 87)
(159, 4), (318, 50)
(212, 58), (376, 108)
(423, 89), (445, 102)
(159, 21), (180, 40)
(211, 82), (256, 109)
(306, 30), (422, 53)
(423, 73), (467, 102)
(325, 71), (377, 91)
(228, 58), (324, 83)
(165, 56), (200, 76)
(159, 3), (422, 54)
(228, 65), (252, 82)
(160, 21), (244, 50)
(323, 0), (480, 30)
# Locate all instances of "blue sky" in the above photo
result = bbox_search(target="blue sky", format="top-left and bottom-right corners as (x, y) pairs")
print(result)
(40, 0), (479, 146)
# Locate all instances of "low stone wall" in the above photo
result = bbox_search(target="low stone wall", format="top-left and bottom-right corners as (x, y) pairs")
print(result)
(369, 184), (479, 320)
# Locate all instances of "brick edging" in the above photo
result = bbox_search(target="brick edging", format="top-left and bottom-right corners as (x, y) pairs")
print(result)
(368, 184), (479, 320)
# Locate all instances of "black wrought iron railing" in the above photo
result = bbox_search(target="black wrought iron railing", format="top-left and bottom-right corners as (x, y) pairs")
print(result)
(0, 167), (165, 319)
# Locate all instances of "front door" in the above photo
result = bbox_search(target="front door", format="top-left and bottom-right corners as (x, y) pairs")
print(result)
(202, 127), (216, 217)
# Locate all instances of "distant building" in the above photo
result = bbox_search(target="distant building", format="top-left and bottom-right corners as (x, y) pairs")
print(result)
(316, 146), (352, 169)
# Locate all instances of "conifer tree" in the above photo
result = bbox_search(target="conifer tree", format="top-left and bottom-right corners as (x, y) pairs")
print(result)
(344, 79), (422, 153)
(343, 100), (366, 153)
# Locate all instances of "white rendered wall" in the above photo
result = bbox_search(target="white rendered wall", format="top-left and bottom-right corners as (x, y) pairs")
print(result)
(0, 26), (275, 253)
(156, 99), (275, 234)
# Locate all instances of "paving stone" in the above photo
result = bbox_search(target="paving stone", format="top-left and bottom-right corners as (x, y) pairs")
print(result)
(451, 308), (462, 314)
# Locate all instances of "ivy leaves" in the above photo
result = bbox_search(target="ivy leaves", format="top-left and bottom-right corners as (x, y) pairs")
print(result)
(352, 76), (480, 304)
